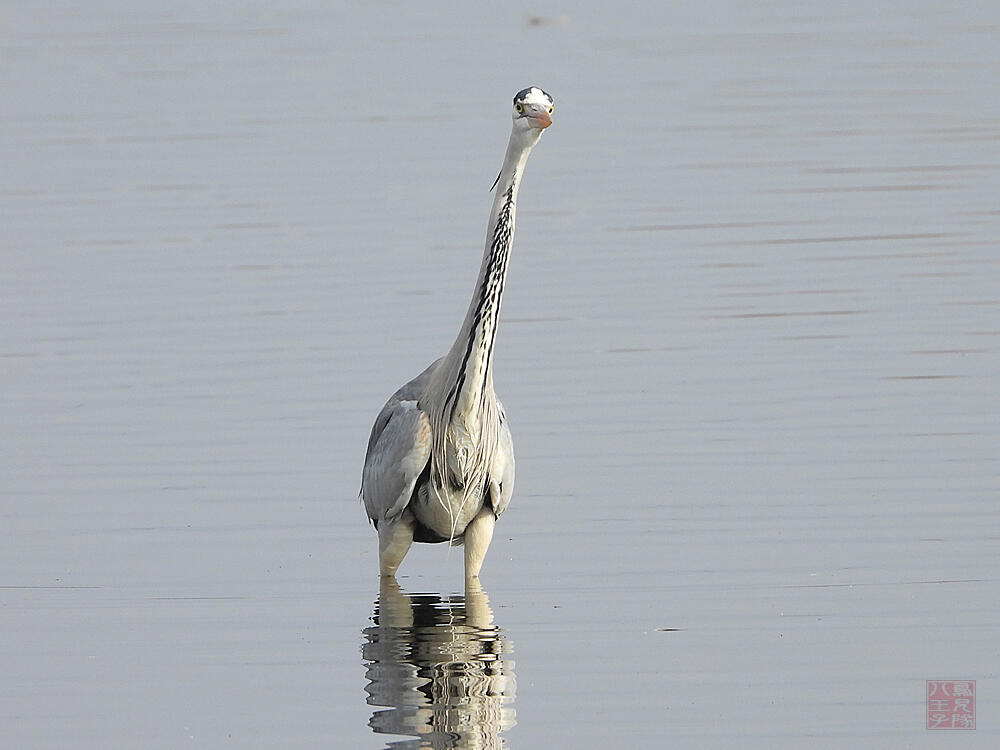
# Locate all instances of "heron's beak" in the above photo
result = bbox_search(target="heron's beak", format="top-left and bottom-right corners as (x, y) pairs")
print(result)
(528, 109), (552, 129)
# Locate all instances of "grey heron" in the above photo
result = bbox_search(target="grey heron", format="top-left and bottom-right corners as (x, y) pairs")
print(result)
(361, 87), (554, 580)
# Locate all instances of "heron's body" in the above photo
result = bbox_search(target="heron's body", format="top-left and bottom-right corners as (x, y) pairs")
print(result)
(361, 87), (554, 580)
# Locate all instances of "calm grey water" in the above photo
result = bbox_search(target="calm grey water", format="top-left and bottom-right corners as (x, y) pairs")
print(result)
(2, 2), (998, 747)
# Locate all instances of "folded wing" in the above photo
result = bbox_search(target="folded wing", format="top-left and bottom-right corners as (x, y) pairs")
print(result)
(361, 360), (440, 527)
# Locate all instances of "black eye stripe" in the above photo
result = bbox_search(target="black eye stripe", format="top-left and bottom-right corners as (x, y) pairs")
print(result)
(513, 87), (553, 108)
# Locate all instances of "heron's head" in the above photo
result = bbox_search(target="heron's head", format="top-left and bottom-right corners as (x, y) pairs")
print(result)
(512, 87), (554, 134)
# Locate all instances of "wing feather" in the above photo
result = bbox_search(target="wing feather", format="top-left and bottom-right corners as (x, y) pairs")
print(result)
(362, 400), (431, 525)
(360, 359), (440, 526)
(489, 401), (515, 517)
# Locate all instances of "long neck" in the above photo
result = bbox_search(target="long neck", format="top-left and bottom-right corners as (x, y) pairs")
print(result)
(432, 131), (537, 424)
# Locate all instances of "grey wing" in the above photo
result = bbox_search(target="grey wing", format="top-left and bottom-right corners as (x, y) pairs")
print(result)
(360, 359), (440, 527)
(489, 400), (515, 517)
(361, 398), (431, 527)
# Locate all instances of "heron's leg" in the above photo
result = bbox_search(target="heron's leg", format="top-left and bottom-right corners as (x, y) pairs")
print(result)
(463, 507), (496, 580)
(378, 515), (414, 577)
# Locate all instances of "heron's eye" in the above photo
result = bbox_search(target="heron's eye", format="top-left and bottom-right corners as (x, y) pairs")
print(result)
(515, 103), (523, 114)
(547, 106), (554, 114)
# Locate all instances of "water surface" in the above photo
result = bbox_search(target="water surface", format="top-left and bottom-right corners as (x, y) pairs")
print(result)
(2, 1), (998, 748)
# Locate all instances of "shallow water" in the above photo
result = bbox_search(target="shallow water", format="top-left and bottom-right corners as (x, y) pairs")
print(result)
(2, 1), (998, 747)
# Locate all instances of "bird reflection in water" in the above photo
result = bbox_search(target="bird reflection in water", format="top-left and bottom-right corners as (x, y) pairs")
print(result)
(362, 579), (516, 749)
